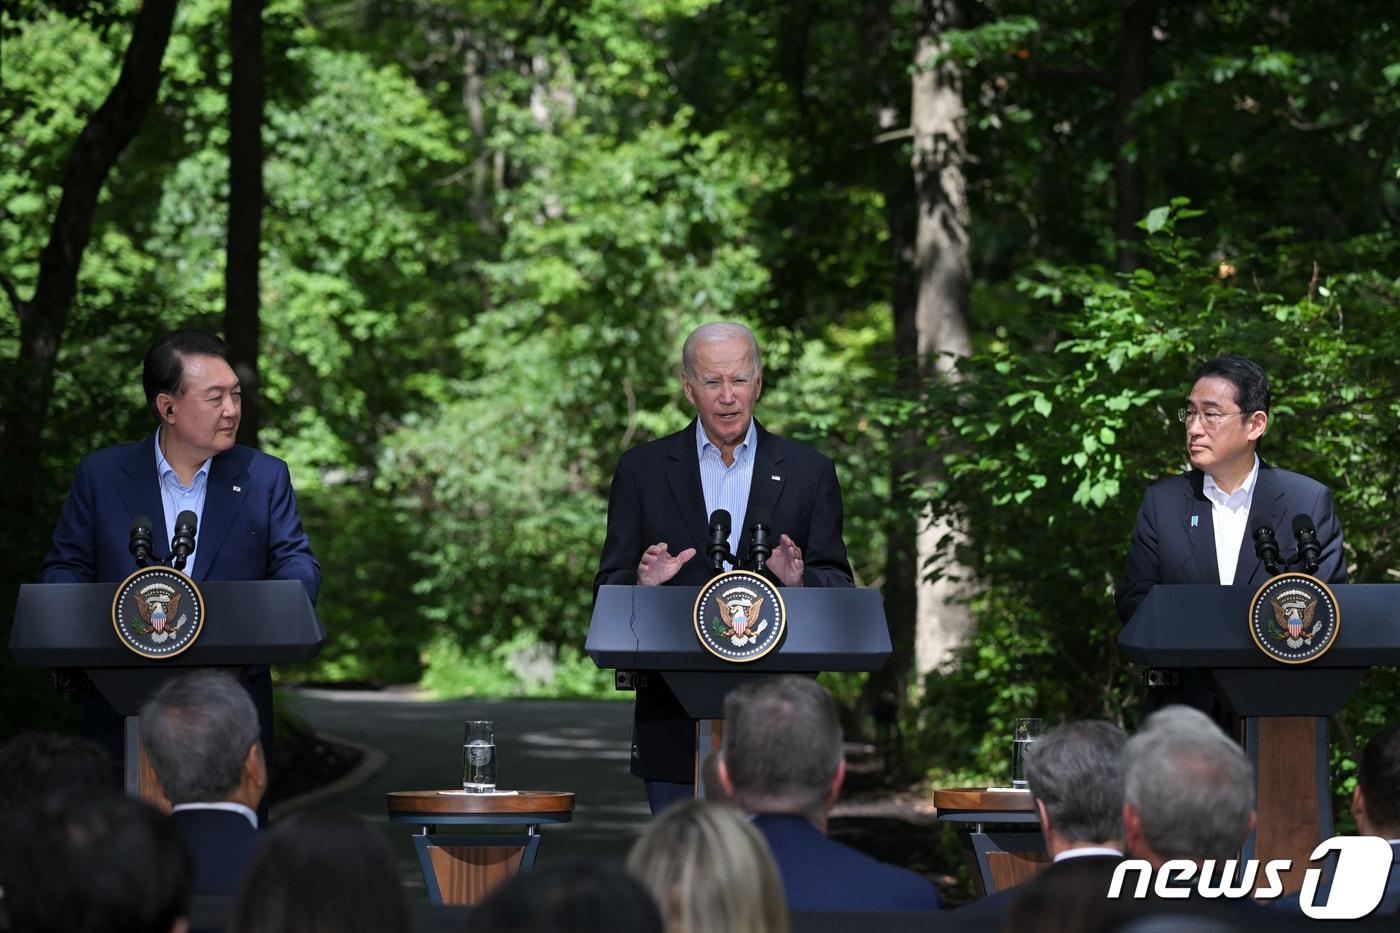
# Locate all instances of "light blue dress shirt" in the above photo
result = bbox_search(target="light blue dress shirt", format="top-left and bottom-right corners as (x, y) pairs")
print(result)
(696, 418), (756, 567)
(153, 429), (212, 576)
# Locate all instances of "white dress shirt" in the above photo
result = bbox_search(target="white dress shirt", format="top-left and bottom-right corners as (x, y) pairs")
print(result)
(1202, 455), (1260, 585)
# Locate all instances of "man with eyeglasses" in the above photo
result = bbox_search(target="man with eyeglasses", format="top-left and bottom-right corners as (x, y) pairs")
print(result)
(1115, 355), (1345, 712)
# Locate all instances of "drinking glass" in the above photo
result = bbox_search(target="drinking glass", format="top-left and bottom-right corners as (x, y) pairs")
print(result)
(1011, 718), (1042, 790)
(463, 720), (496, 793)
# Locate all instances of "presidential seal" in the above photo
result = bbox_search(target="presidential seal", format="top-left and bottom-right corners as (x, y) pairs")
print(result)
(111, 566), (205, 660)
(693, 570), (786, 663)
(1248, 572), (1340, 665)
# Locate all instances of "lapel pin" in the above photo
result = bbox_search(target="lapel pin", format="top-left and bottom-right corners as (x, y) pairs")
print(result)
(1191, 514), (1199, 527)
(233, 485), (242, 493)
(771, 474), (781, 481)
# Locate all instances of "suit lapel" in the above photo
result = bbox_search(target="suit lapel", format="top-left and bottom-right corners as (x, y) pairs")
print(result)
(1236, 462), (1285, 587)
(1183, 471), (1220, 584)
(737, 422), (787, 558)
(195, 448), (253, 581)
(117, 438), (168, 557)
(665, 423), (711, 557)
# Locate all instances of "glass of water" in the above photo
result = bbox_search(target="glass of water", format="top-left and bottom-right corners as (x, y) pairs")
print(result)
(1011, 718), (1042, 790)
(463, 720), (497, 793)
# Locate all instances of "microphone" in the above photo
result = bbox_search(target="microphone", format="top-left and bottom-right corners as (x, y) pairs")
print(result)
(707, 509), (732, 571)
(128, 516), (154, 568)
(1251, 516), (1284, 576)
(170, 510), (198, 572)
(1292, 514), (1322, 574)
(747, 506), (773, 576)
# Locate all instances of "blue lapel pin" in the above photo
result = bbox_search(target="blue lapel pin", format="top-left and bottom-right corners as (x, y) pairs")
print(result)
(1191, 514), (1199, 528)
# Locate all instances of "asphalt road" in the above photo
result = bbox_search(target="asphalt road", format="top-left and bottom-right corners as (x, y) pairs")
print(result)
(274, 688), (649, 900)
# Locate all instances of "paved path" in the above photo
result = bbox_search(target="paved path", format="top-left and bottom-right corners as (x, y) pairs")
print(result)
(275, 688), (649, 900)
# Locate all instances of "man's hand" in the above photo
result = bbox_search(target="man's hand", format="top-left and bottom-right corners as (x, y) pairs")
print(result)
(765, 534), (805, 587)
(637, 542), (697, 586)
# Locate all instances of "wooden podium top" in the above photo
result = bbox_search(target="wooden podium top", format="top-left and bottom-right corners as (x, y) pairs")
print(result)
(387, 790), (575, 819)
(933, 787), (1036, 814)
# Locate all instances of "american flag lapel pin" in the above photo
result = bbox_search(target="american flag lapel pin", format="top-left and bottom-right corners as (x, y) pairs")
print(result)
(771, 474), (781, 481)
(233, 485), (242, 492)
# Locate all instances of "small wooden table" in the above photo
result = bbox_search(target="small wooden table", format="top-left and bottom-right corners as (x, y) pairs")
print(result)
(934, 787), (1048, 896)
(386, 790), (575, 905)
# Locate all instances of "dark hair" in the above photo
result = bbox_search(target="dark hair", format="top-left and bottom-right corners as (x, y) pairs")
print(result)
(1193, 355), (1270, 415)
(0, 731), (111, 822)
(1025, 720), (1128, 845)
(1358, 724), (1400, 834)
(0, 789), (190, 933)
(468, 859), (664, 933)
(142, 328), (229, 417)
(139, 670), (260, 805)
(230, 810), (410, 933)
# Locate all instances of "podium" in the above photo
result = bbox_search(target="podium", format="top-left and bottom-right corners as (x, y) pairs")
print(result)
(1119, 583), (1400, 892)
(10, 580), (325, 795)
(586, 584), (891, 788)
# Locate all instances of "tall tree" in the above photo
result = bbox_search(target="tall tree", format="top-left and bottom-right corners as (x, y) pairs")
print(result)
(226, 0), (264, 445)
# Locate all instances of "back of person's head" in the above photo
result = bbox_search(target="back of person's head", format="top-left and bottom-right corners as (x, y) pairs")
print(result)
(230, 810), (409, 933)
(468, 858), (663, 933)
(1357, 723), (1400, 836)
(626, 799), (788, 933)
(722, 675), (842, 817)
(1124, 706), (1255, 861)
(1026, 720), (1128, 845)
(1192, 355), (1270, 415)
(140, 669), (260, 805)
(0, 789), (190, 933)
(0, 731), (110, 822)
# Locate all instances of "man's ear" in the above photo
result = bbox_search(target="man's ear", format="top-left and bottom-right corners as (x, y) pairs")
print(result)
(1035, 798), (1052, 837)
(825, 758), (846, 810)
(717, 755), (735, 798)
(1246, 410), (1269, 442)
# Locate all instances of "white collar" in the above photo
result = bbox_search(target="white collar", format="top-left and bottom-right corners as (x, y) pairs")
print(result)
(170, 801), (258, 828)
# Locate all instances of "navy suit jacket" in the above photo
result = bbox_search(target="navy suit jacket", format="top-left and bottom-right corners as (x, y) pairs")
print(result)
(171, 807), (263, 897)
(41, 436), (320, 600)
(754, 813), (940, 912)
(1115, 463), (1344, 625)
(958, 852), (1125, 919)
(594, 420), (853, 782)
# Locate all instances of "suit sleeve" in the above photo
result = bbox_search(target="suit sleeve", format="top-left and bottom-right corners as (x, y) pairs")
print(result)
(265, 460), (321, 604)
(1311, 484), (1346, 584)
(40, 457), (98, 584)
(1114, 488), (1160, 624)
(593, 455), (643, 592)
(801, 457), (854, 588)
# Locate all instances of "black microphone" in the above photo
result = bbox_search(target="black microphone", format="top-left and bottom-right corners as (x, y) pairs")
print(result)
(170, 510), (198, 571)
(1292, 514), (1322, 575)
(129, 515), (154, 568)
(747, 506), (773, 576)
(707, 509), (732, 571)
(1251, 516), (1284, 576)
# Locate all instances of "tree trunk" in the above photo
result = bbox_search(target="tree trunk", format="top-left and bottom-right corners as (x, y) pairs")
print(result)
(910, 0), (975, 676)
(0, 0), (181, 577)
(1112, 0), (1155, 273)
(226, 0), (264, 447)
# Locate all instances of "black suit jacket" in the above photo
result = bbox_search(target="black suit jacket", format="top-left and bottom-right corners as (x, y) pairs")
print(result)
(171, 807), (263, 896)
(594, 419), (853, 781)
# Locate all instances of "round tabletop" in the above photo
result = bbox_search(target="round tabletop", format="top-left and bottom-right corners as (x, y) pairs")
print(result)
(933, 787), (1036, 814)
(386, 790), (576, 824)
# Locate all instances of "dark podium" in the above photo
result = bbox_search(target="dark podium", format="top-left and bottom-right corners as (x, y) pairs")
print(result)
(1119, 583), (1400, 892)
(586, 584), (891, 790)
(10, 580), (325, 796)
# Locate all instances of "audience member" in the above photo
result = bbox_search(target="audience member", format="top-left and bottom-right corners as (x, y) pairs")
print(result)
(468, 858), (664, 933)
(962, 720), (1127, 918)
(0, 788), (190, 933)
(719, 675), (940, 911)
(0, 730), (110, 823)
(627, 798), (788, 933)
(141, 670), (267, 896)
(229, 810), (409, 933)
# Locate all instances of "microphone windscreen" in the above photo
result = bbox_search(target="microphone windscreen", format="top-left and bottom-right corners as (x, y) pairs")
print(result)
(175, 509), (198, 533)
(748, 506), (772, 529)
(1251, 515), (1276, 540)
(709, 509), (731, 535)
(1292, 513), (1317, 537)
(130, 515), (153, 535)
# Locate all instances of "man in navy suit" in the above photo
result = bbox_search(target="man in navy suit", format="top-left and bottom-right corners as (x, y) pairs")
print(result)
(718, 675), (940, 911)
(1115, 355), (1345, 713)
(594, 322), (853, 812)
(41, 329), (320, 799)
(140, 670), (267, 896)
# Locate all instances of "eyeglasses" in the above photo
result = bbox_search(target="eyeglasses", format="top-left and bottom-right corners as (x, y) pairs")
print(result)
(1177, 408), (1246, 428)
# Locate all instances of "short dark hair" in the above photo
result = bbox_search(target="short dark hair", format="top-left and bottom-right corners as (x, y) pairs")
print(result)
(0, 731), (111, 823)
(1193, 354), (1271, 415)
(1025, 720), (1127, 845)
(139, 670), (260, 805)
(0, 789), (191, 933)
(142, 328), (229, 418)
(722, 675), (842, 818)
(469, 858), (663, 933)
(1358, 724), (1400, 835)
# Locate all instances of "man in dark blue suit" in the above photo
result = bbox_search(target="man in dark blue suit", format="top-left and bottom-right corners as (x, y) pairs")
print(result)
(1115, 355), (1344, 713)
(594, 323), (853, 812)
(718, 675), (940, 911)
(140, 670), (267, 896)
(41, 329), (320, 800)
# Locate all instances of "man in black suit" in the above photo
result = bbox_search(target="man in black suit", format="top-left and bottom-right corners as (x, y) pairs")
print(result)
(594, 322), (853, 811)
(1115, 355), (1345, 713)
(140, 670), (267, 896)
(960, 720), (1127, 919)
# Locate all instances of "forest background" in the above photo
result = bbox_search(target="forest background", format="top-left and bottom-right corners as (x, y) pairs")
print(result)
(2, 0), (1398, 808)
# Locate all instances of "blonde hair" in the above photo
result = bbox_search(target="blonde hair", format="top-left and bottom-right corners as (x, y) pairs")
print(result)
(626, 800), (788, 933)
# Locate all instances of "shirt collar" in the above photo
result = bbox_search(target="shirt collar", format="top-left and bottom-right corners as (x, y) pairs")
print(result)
(695, 417), (757, 463)
(1053, 846), (1124, 862)
(170, 801), (259, 829)
(1202, 454), (1260, 506)
(154, 428), (212, 487)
